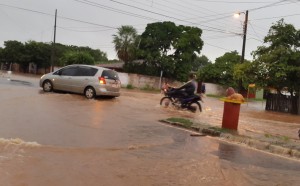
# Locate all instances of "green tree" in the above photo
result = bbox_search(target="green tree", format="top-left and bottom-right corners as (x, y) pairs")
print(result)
(89, 49), (108, 62)
(198, 51), (241, 87)
(23, 41), (51, 71)
(137, 21), (203, 81)
(60, 51), (95, 65)
(233, 61), (256, 88)
(54, 43), (70, 67)
(71, 46), (108, 62)
(0, 47), (3, 62)
(112, 25), (138, 64)
(192, 55), (211, 72)
(54, 44), (107, 66)
(1, 40), (108, 71)
(252, 19), (300, 93)
(2, 40), (24, 65)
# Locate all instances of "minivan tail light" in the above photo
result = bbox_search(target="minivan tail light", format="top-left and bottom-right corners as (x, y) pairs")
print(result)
(99, 77), (106, 84)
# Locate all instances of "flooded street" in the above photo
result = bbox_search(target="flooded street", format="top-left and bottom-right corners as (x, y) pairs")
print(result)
(1, 76), (300, 186)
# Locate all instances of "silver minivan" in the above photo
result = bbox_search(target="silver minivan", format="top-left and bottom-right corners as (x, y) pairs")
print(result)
(40, 65), (121, 99)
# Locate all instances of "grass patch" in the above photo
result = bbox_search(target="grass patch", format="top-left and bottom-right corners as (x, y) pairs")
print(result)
(166, 117), (193, 128)
(246, 98), (265, 102)
(281, 136), (290, 142)
(264, 133), (290, 142)
(208, 126), (230, 133)
(140, 84), (159, 92)
(206, 94), (223, 98)
(126, 84), (134, 89)
(265, 133), (272, 138)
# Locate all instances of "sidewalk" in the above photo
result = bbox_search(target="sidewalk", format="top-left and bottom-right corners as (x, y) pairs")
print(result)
(161, 96), (300, 159)
(200, 96), (300, 140)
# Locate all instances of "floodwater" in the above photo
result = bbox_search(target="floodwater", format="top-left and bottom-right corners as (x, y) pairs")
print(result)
(0, 77), (300, 186)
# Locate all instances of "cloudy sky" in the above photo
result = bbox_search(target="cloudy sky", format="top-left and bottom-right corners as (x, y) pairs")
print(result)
(0, 0), (299, 62)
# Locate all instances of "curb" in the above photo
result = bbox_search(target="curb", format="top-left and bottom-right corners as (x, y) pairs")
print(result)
(159, 119), (300, 160)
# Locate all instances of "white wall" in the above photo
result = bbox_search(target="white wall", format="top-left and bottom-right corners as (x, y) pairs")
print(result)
(118, 72), (129, 86)
(205, 83), (226, 96)
(117, 72), (226, 96)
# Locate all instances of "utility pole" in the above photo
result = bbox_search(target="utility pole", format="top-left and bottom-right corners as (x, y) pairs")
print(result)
(241, 10), (248, 64)
(238, 10), (248, 92)
(50, 9), (57, 72)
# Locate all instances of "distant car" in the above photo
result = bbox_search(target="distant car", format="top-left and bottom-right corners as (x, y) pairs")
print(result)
(40, 64), (121, 99)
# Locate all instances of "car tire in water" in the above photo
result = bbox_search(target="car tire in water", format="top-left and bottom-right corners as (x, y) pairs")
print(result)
(188, 101), (202, 113)
(84, 86), (96, 99)
(43, 80), (53, 92)
(160, 97), (173, 108)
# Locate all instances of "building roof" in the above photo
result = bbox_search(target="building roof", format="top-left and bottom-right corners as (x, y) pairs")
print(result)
(97, 62), (124, 71)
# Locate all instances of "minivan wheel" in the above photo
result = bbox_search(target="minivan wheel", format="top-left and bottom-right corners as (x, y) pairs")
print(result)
(43, 80), (53, 92)
(84, 86), (96, 99)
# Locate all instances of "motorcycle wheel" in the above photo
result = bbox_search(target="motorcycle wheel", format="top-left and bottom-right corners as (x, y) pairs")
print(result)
(188, 101), (202, 113)
(160, 97), (173, 108)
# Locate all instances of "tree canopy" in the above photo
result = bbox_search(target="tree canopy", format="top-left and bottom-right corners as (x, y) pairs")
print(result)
(112, 25), (139, 64)
(0, 40), (108, 72)
(198, 51), (241, 87)
(251, 19), (300, 92)
(1, 40), (24, 65)
(130, 21), (204, 81)
(192, 55), (211, 72)
(60, 51), (95, 65)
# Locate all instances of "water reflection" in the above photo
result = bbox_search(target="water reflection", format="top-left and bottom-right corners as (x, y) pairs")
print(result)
(0, 78), (34, 87)
(217, 142), (241, 161)
(216, 142), (300, 171)
(9, 79), (33, 86)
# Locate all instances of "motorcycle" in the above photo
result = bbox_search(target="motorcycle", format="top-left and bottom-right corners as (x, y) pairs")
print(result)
(160, 87), (202, 113)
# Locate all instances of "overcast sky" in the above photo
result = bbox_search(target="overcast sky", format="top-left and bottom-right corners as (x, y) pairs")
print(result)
(0, 0), (299, 62)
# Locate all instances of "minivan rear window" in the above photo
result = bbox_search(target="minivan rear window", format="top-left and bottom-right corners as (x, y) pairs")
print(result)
(101, 70), (119, 80)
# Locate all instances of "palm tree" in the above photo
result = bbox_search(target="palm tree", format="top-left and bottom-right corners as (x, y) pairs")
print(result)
(112, 25), (138, 64)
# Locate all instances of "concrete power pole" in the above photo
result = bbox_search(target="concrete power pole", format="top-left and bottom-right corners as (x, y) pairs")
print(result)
(238, 10), (248, 93)
(50, 9), (57, 72)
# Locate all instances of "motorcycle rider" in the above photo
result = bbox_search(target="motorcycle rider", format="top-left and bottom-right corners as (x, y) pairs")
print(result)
(170, 73), (197, 97)
(160, 73), (202, 112)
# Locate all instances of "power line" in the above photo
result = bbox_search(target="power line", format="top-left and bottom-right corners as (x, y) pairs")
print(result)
(203, 34), (239, 40)
(144, 0), (250, 34)
(57, 26), (116, 32)
(128, 0), (191, 19)
(188, 0), (275, 3)
(0, 3), (118, 29)
(106, 0), (240, 35)
(248, 22), (264, 41)
(249, 0), (296, 11)
(0, 6), (32, 34)
(205, 42), (232, 51)
(74, 0), (160, 22)
(0, 2), (239, 37)
(162, 0), (216, 18)
(250, 13), (300, 21)
(156, 0), (236, 21)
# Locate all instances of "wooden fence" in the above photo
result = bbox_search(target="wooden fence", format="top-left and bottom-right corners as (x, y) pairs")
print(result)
(265, 93), (299, 114)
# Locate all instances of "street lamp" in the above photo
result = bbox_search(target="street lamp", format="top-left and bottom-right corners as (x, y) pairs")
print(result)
(234, 10), (249, 92)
